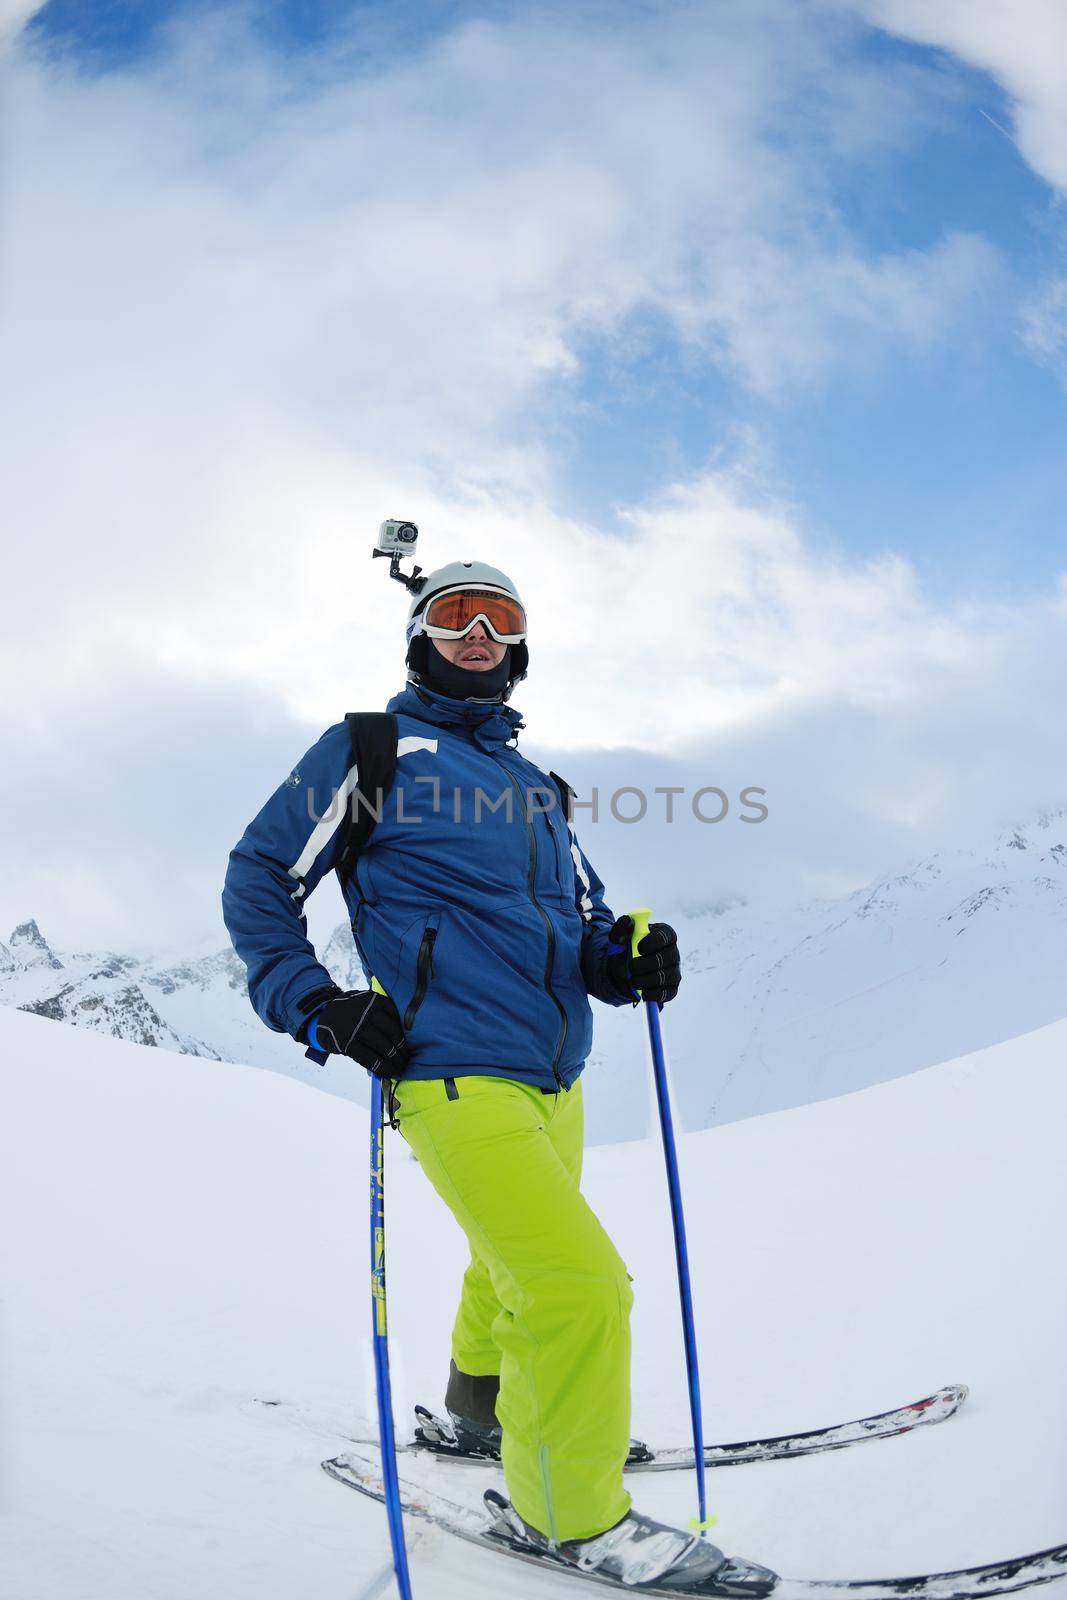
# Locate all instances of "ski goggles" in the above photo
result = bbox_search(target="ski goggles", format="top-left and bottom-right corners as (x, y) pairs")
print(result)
(419, 586), (527, 644)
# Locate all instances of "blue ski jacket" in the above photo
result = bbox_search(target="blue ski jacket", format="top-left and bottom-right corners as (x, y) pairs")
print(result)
(222, 683), (630, 1091)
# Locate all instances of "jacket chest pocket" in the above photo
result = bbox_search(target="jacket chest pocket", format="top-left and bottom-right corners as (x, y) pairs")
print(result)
(351, 851), (381, 906)
(540, 804), (576, 901)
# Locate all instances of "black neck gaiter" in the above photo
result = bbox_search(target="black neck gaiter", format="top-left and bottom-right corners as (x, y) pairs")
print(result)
(422, 644), (513, 702)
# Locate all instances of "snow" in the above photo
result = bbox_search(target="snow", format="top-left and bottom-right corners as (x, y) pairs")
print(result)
(622, 809), (1067, 1139)
(7, 811), (1067, 1149)
(1, 1004), (1065, 1598)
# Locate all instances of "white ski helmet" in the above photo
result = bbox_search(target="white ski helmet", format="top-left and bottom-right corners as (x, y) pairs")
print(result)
(406, 561), (529, 694)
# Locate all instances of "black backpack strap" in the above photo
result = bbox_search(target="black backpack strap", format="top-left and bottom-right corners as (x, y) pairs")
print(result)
(337, 712), (398, 889)
(549, 770), (575, 824)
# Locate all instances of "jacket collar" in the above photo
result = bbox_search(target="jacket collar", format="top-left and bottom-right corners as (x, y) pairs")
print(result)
(387, 684), (525, 752)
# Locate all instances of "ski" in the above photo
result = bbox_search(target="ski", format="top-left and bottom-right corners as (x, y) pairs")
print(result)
(411, 1383), (969, 1471)
(323, 1446), (1067, 1599)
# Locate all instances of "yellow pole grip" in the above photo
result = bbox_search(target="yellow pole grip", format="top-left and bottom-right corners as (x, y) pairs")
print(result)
(629, 907), (652, 959)
(628, 907), (652, 1001)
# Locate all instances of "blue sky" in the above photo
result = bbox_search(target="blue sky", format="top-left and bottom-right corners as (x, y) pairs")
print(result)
(29, 0), (460, 63)
(26, 0), (1067, 604)
(5, 0), (1067, 950)
(540, 24), (1067, 601)
(563, 46), (1063, 598)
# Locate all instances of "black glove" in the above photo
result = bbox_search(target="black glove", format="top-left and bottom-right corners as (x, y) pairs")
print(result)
(307, 989), (410, 1078)
(606, 916), (681, 1006)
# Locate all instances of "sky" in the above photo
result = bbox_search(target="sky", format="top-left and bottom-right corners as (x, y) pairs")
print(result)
(1, 0), (1066, 955)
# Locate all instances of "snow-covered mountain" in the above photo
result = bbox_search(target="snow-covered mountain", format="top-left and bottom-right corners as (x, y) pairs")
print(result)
(669, 808), (1067, 1130)
(0, 917), (363, 1102)
(582, 808), (1067, 1139)
(3, 810), (1065, 1142)
(0, 918), (215, 1057)
(2, 994), (1065, 1598)
(8, 917), (63, 969)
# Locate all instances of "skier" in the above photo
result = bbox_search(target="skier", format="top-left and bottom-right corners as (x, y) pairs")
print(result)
(222, 560), (744, 1590)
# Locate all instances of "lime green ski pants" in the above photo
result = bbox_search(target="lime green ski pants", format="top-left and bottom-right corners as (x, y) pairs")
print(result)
(392, 1073), (634, 1543)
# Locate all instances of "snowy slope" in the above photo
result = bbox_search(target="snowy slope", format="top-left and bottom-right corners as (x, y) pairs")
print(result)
(4, 811), (1066, 1145)
(1, 1006), (1065, 1599)
(0, 919), (361, 1103)
(587, 809), (1067, 1140)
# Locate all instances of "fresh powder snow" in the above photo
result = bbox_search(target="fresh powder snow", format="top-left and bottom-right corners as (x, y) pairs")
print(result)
(1, 1003), (1065, 1598)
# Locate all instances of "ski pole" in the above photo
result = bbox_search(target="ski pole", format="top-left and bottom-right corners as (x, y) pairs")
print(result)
(368, 977), (414, 1598)
(629, 909), (709, 1536)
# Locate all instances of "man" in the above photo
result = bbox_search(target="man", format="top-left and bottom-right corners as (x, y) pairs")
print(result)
(222, 560), (735, 1590)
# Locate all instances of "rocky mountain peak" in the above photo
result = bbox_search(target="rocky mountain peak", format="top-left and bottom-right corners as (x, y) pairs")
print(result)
(9, 920), (63, 970)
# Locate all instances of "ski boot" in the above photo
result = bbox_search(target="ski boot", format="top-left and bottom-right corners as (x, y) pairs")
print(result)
(417, 1363), (653, 1465)
(485, 1491), (778, 1595)
(411, 1361), (503, 1459)
(413, 1402), (502, 1461)
(414, 1404), (654, 1466)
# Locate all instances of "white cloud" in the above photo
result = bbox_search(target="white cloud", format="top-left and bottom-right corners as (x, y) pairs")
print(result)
(851, 0), (1067, 390)
(0, 0), (43, 48)
(0, 2), (1060, 950)
(2, 6), (990, 460)
(1, 5), (998, 715)
(855, 0), (1067, 191)
(1020, 275), (1067, 375)
(4, 457), (1067, 953)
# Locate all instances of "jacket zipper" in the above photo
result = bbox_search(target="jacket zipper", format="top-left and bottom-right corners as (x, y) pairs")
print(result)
(500, 765), (568, 1090)
(403, 926), (437, 1030)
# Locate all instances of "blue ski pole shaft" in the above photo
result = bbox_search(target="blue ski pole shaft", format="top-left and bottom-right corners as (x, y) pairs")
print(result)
(369, 980), (414, 1598)
(630, 909), (708, 1535)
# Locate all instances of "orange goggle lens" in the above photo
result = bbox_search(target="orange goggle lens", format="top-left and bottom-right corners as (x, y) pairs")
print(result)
(423, 588), (527, 642)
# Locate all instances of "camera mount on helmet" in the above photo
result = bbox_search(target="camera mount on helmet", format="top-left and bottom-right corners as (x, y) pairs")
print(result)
(373, 519), (426, 596)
